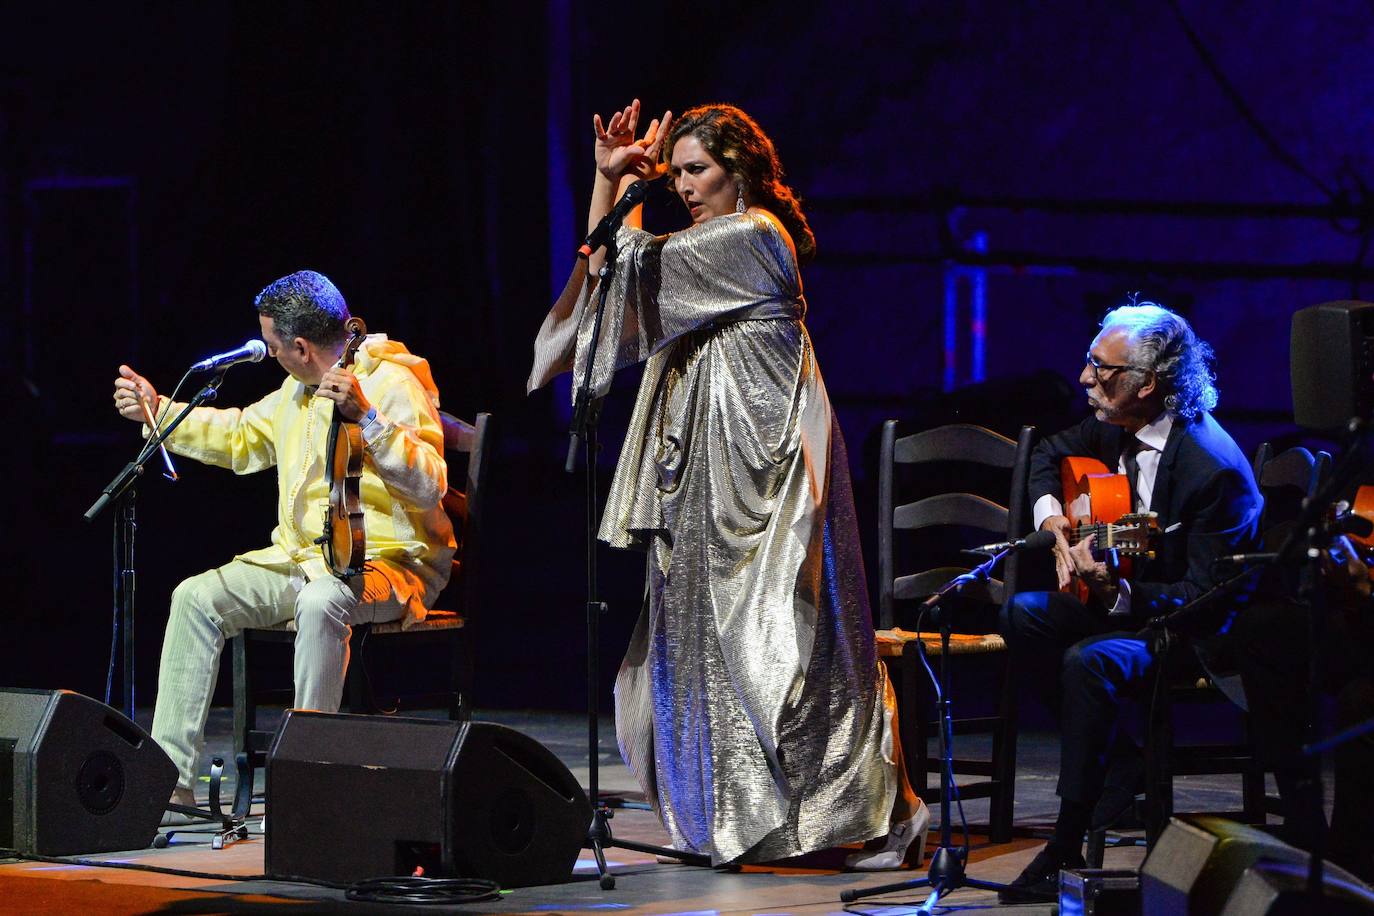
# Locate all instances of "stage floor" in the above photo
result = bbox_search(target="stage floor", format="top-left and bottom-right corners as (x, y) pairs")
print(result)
(6, 706), (1286, 914)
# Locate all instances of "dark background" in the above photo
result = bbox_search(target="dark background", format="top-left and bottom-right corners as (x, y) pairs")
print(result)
(4, 1), (1370, 713)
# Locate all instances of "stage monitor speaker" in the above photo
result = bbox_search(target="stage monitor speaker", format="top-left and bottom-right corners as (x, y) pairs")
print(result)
(1291, 300), (1374, 431)
(264, 712), (592, 888)
(1220, 859), (1374, 915)
(1141, 816), (1363, 915)
(0, 688), (177, 855)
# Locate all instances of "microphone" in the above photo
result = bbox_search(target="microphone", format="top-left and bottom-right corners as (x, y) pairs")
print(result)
(190, 339), (268, 372)
(1213, 552), (1280, 567)
(969, 530), (1058, 554)
(579, 180), (648, 257)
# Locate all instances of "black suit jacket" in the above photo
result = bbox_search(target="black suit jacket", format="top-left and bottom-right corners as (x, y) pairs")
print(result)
(1029, 412), (1263, 622)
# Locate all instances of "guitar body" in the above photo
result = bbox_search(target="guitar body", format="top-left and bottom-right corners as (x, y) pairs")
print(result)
(1060, 456), (1131, 530)
(1350, 485), (1374, 553)
(1059, 455), (1158, 601)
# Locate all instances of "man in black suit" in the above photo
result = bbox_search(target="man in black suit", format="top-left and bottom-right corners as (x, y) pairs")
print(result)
(999, 301), (1263, 902)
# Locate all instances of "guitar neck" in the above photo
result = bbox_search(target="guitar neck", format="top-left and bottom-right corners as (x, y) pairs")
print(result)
(1069, 522), (1126, 546)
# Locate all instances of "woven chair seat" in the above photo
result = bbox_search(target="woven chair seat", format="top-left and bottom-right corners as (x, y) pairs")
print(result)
(875, 628), (1007, 657)
(249, 608), (466, 636)
(374, 610), (465, 635)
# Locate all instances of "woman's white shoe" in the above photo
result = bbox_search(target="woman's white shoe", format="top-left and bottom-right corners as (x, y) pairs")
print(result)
(844, 805), (931, 871)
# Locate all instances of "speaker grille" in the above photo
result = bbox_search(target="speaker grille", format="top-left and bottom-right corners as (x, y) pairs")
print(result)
(488, 786), (535, 855)
(76, 751), (125, 816)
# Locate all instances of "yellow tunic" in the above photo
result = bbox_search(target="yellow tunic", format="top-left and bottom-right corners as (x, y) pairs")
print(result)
(155, 336), (455, 624)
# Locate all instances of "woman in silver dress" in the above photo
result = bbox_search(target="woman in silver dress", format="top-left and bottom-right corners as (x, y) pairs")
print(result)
(529, 99), (926, 868)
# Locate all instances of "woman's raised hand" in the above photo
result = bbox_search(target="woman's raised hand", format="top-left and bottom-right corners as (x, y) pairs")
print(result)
(593, 98), (673, 182)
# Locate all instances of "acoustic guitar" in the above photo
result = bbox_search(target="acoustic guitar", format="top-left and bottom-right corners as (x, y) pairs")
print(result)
(1346, 485), (1374, 554)
(1060, 456), (1160, 600)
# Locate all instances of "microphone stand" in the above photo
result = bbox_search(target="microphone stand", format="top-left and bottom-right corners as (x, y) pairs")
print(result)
(563, 224), (708, 891)
(842, 549), (1017, 911)
(84, 372), (227, 720)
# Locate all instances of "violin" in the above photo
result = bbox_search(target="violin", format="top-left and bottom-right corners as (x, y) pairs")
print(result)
(317, 317), (368, 579)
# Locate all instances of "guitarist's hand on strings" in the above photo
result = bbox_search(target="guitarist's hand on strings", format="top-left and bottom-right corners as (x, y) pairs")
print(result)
(1068, 532), (1120, 606)
(1327, 535), (1372, 604)
(317, 367), (370, 423)
(1042, 515), (1076, 590)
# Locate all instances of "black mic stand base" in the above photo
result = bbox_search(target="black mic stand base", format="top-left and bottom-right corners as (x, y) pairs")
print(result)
(585, 805), (710, 890)
(841, 562), (1017, 910)
(840, 846), (1015, 906)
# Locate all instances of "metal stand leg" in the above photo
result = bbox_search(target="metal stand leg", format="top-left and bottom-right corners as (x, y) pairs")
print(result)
(154, 757), (249, 850)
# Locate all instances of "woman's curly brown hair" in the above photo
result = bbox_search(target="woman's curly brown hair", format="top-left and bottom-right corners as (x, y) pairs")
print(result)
(664, 104), (816, 264)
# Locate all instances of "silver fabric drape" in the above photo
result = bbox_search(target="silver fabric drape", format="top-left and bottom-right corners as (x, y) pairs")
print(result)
(530, 212), (897, 864)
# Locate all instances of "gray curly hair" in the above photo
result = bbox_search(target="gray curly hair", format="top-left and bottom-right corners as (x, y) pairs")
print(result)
(1101, 299), (1218, 420)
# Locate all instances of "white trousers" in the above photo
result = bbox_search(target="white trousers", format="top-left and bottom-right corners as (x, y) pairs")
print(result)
(150, 559), (404, 789)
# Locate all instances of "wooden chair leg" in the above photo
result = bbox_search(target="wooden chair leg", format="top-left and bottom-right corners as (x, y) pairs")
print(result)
(1086, 827), (1107, 868)
(1240, 712), (1266, 824)
(882, 653), (925, 801)
(1144, 676), (1175, 848)
(989, 650), (1019, 844)
(344, 624), (377, 714)
(231, 634), (254, 818)
(904, 650), (933, 800)
(449, 629), (473, 721)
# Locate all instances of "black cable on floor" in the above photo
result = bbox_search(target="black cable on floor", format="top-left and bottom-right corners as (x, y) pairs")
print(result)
(345, 877), (501, 905)
(0, 850), (500, 904)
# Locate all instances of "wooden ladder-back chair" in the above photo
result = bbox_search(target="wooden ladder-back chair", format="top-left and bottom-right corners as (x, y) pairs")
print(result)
(1252, 441), (1331, 544)
(230, 411), (491, 817)
(873, 420), (1035, 844)
(1088, 441), (1329, 865)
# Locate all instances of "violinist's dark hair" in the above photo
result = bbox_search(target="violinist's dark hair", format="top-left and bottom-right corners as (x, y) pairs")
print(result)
(254, 270), (350, 346)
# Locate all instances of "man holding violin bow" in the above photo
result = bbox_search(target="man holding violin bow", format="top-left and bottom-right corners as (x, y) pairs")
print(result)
(997, 300), (1263, 902)
(111, 270), (454, 819)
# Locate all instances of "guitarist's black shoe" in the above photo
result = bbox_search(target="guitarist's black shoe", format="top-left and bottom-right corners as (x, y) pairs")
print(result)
(998, 843), (1085, 904)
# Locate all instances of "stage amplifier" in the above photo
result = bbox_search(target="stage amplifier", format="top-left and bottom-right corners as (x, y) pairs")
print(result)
(264, 711), (592, 888)
(0, 688), (176, 855)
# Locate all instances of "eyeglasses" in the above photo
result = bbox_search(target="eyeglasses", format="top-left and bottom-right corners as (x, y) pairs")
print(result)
(1085, 352), (1148, 381)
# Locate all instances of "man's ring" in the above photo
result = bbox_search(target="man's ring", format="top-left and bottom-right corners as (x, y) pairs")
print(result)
(332, 384), (340, 392)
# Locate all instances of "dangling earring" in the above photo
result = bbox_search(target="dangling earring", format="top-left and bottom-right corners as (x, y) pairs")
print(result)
(735, 186), (746, 214)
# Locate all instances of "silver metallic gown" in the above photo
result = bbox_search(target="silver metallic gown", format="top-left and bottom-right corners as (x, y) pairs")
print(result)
(529, 211), (897, 864)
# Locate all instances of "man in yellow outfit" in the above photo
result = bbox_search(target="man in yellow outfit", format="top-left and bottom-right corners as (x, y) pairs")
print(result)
(112, 270), (454, 813)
